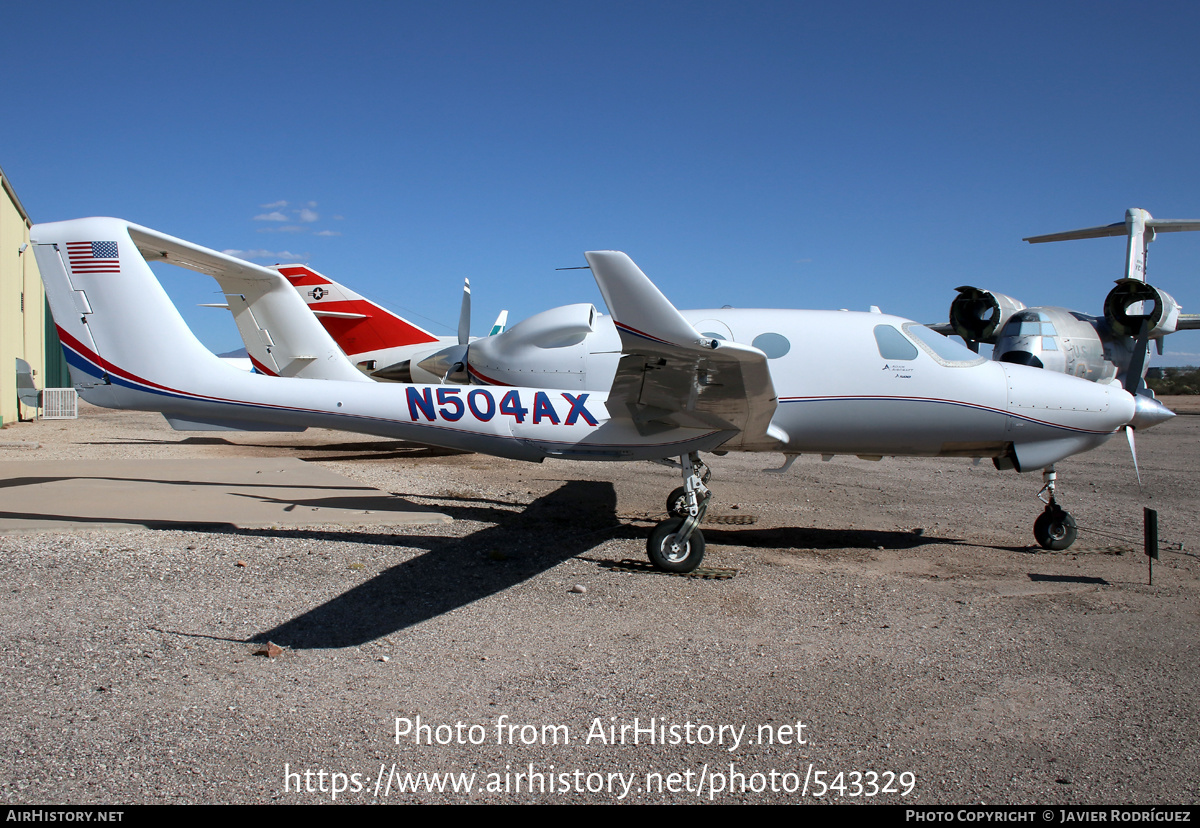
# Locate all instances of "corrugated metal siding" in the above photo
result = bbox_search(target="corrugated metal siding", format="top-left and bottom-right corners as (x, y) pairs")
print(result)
(0, 163), (47, 424)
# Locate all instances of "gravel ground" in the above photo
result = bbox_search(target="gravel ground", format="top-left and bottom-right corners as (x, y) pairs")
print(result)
(0, 401), (1197, 805)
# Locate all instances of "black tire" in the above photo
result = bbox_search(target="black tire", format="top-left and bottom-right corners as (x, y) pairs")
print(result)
(666, 486), (689, 518)
(647, 518), (706, 573)
(1034, 508), (1078, 551)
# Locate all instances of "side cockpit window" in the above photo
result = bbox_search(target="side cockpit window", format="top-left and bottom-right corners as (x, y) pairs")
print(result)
(874, 325), (918, 360)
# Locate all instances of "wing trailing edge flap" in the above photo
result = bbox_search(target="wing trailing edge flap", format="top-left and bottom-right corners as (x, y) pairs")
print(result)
(127, 224), (368, 382)
(584, 251), (784, 449)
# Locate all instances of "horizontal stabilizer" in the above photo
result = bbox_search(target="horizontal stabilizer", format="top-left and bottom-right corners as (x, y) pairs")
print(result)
(311, 310), (368, 320)
(1025, 216), (1200, 244)
(126, 224), (368, 383)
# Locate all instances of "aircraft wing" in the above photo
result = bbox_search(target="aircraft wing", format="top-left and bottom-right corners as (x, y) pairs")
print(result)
(127, 224), (368, 382)
(584, 251), (783, 450)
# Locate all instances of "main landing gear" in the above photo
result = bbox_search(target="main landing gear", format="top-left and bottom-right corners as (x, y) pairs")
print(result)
(1033, 465), (1077, 551)
(648, 452), (710, 573)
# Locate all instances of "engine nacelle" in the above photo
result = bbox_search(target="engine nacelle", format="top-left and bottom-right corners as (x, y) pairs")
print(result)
(1103, 279), (1181, 338)
(949, 286), (1026, 345)
(466, 303), (618, 390)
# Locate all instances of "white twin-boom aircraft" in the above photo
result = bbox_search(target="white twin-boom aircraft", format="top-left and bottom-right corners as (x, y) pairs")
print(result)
(30, 217), (1172, 572)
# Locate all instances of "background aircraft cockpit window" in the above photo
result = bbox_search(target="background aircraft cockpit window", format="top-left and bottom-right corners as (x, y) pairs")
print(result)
(904, 323), (988, 367)
(873, 325), (919, 360)
(1002, 312), (1057, 338)
(751, 332), (791, 358)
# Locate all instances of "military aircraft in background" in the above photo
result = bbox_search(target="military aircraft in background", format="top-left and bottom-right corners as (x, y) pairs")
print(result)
(33, 217), (1171, 572)
(271, 264), (507, 383)
(202, 263), (507, 381)
(937, 209), (1200, 393)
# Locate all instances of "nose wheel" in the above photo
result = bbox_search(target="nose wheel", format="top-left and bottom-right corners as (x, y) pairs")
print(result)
(1033, 466), (1077, 551)
(649, 453), (710, 572)
(648, 518), (707, 572)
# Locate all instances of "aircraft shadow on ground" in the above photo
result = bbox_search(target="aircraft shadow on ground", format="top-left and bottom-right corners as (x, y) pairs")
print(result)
(1026, 573), (1109, 585)
(699, 525), (961, 551)
(249, 479), (618, 649)
(0, 475), (377, 493)
(81, 437), (466, 459)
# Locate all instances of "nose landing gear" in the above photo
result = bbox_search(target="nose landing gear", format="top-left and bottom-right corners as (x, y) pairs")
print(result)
(649, 452), (710, 572)
(1033, 465), (1078, 551)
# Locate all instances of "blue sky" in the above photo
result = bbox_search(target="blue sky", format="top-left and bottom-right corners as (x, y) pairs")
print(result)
(6, 1), (1200, 362)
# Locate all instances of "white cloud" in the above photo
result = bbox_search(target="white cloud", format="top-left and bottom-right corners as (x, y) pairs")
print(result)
(257, 225), (307, 234)
(222, 248), (307, 261)
(315, 230), (342, 237)
(254, 211), (289, 222)
(260, 200), (288, 209)
(297, 208), (319, 223)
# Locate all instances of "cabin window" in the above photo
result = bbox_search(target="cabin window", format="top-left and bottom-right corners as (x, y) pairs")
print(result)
(752, 332), (791, 359)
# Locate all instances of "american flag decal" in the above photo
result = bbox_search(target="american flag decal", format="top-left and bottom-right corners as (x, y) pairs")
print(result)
(66, 241), (121, 273)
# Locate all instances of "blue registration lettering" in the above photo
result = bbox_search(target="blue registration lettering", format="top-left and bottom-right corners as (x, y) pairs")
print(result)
(406, 387), (436, 422)
(532, 392), (560, 424)
(562, 393), (599, 426)
(499, 390), (529, 423)
(437, 388), (464, 421)
(468, 389), (495, 421)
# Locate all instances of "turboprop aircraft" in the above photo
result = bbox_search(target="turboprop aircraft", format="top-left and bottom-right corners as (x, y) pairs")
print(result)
(939, 209), (1200, 391)
(32, 217), (1171, 572)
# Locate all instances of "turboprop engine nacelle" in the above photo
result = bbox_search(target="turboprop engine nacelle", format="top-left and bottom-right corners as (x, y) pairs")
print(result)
(1103, 279), (1181, 339)
(949, 286), (1026, 346)
(466, 303), (618, 390)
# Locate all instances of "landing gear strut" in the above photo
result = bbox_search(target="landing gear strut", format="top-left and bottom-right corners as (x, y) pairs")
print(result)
(648, 452), (710, 572)
(1034, 465), (1077, 551)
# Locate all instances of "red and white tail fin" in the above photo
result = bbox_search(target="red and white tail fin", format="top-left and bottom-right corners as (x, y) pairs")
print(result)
(273, 265), (441, 358)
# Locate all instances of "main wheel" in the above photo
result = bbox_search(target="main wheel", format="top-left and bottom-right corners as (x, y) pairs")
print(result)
(1034, 508), (1077, 551)
(647, 518), (706, 573)
(666, 486), (689, 518)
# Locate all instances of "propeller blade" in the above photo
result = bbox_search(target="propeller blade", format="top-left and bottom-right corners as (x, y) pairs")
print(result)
(1126, 425), (1142, 486)
(458, 279), (471, 346)
(1123, 318), (1151, 394)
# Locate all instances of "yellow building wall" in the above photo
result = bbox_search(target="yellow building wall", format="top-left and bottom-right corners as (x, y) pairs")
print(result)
(0, 167), (45, 426)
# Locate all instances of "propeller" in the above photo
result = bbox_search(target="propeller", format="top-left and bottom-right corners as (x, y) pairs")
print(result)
(1122, 319), (1152, 484)
(1126, 425), (1141, 486)
(415, 278), (473, 382)
(458, 278), (471, 346)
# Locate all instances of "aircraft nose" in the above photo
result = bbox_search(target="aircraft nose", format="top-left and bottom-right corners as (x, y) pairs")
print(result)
(1130, 394), (1175, 431)
(1002, 364), (1134, 432)
(999, 364), (1137, 470)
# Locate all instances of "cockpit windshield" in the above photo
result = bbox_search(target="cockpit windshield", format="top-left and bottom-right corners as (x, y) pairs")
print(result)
(903, 323), (987, 367)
